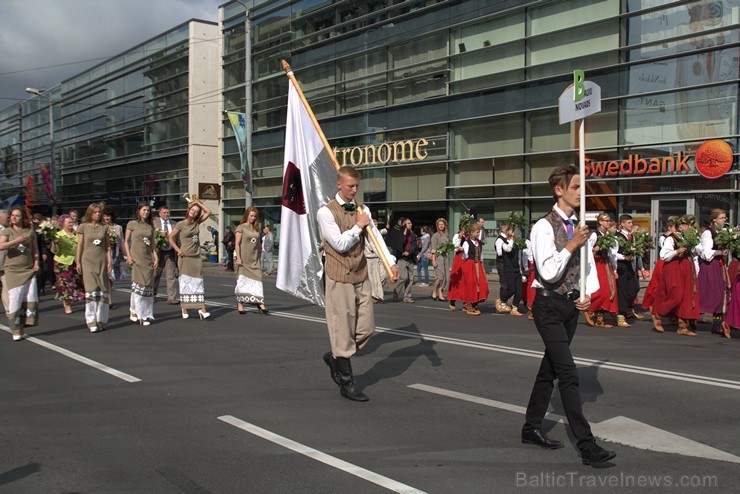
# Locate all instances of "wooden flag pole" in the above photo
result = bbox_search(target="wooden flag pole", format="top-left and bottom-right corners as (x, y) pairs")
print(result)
(282, 60), (395, 279)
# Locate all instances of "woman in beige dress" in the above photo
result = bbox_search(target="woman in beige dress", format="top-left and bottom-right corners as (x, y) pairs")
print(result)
(235, 207), (268, 314)
(76, 202), (112, 333)
(169, 200), (211, 319)
(0, 207), (39, 341)
(124, 202), (158, 326)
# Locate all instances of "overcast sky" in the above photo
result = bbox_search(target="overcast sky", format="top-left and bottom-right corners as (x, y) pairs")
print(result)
(0, 0), (221, 109)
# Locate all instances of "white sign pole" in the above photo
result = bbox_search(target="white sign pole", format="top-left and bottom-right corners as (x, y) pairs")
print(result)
(559, 70), (601, 302)
(578, 119), (586, 301)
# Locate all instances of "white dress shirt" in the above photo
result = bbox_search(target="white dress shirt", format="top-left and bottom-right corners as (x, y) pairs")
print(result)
(588, 231), (617, 270)
(317, 193), (395, 265)
(699, 229), (719, 262)
(495, 234), (514, 257)
(530, 204), (599, 295)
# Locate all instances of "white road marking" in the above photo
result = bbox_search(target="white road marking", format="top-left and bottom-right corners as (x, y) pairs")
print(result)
(409, 383), (740, 464)
(218, 415), (427, 494)
(116, 288), (740, 390)
(0, 325), (141, 383)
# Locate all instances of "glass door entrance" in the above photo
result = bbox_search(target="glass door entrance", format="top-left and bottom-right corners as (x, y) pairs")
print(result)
(650, 197), (695, 268)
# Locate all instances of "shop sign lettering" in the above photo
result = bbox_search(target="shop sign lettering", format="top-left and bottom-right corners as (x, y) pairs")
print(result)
(334, 138), (428, 167)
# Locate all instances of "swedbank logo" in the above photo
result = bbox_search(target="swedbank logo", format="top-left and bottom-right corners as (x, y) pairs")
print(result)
(585, 140), (734, 179)
(694, 140), (734, 179)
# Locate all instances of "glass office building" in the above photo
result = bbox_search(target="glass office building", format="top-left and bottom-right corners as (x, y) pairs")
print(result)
(3, 20), (220, 220)
(220, 0), (738, 267)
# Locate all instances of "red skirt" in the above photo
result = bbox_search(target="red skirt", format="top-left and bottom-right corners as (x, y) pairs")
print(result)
(460, 259), (489, 304)
(447, 253), (465, 301)
(641, 259), (664, 309)
(590, 256), (618, 314)
(523, 261), (536, 309)
(654, 256), (700, 320)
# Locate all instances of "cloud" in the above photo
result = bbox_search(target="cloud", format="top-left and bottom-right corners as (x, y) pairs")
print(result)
(0, 0), (219, 106)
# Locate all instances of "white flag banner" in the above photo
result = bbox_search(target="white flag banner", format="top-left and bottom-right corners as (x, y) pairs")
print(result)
(276, 80), (337, 307)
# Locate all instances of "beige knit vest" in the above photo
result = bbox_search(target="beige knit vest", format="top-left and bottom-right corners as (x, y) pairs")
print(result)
(323, 199), (368, 284)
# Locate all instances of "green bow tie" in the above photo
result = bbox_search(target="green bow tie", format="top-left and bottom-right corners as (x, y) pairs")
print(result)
(343, 203), (356, 212)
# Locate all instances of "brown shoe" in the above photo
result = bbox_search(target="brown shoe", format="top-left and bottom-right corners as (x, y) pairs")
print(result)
(721, 322), (732, 339)
(527, 312), (534, 320)
(616, 315), (631, 328)
(627, 310), (645, 320)
(584, 311), (596, 326)
(510, 308), (523, 317)
(495, 299), (511, 313)
(677, 327), (697, 337)
(595, 313), (613, 328)
(448, 302), (456, 311)
(465, 307), (481, 316)
(167, 300), (180, 305)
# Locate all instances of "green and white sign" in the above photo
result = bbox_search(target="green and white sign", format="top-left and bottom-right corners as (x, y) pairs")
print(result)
(558, 70), (601, 124)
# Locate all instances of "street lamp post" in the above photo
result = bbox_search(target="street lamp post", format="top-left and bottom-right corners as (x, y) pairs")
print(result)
(25, 87), (56, 214)
(234, 0), (253, 209)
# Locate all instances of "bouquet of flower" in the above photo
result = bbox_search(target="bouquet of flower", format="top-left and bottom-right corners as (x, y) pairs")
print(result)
(433, 240), (455, 258)
(676, 226), (700, 252)
(108, 229), (119, 246)
(154, 229), (169, 250)
(617, 234), (636, 258)
(594, 231), (617, 256)
(713, 225), (739, 253)
(508, 211), (528, 249)
(36, 220), (60, 243)
(632, 230), (654, 258)
(458, 212), (473, 233)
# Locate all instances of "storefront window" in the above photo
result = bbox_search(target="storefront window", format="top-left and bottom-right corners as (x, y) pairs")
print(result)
(623, 84), (737, 144)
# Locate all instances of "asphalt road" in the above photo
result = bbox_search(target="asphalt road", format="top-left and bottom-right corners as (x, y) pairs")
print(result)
(1, 265), (738, 493)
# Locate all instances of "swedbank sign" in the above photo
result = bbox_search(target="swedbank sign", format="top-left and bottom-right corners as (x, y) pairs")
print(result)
(586, 139), (735, 179)
(585, 153), (690, 178)
(333, 138), (429, 167)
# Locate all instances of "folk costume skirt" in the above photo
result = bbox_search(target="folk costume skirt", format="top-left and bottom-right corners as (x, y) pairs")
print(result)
(460, 259), (489, 304)
(179, 255), (205, 309)
(446, 253), (465, 301)
(654, 256), (700, 321)
(2, 270), (38, 332)
(698, 257), (726, 314)
(590, 255), (618, 314)
(641, 259), (664, 310)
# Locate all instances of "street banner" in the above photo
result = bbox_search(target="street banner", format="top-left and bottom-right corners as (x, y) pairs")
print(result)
(226, 111), (252, 193)
(38, 163), (56, 204)
(275, 78), (337, 307)
(25, 175), (37, 208)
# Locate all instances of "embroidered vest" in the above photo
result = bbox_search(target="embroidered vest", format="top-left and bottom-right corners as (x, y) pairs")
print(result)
(466, 238), (481, 263)
(496, 235), (520, 272)
(322, 199), (368, 284)
(535, 211), (579, 294)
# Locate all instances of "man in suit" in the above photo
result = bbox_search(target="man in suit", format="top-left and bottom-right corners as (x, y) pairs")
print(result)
(261, 225), (274, 275)
(153, 205), (179, 304)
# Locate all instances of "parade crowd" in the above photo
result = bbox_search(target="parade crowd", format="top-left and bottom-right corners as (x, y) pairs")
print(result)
(3, 164), (737, 468)
(0, 200), (272, 341)
(368, 204), (740, 337)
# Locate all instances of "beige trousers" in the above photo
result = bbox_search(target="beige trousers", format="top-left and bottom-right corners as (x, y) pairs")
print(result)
(325, 277), (375, 358)
(154, 249), (179, 300)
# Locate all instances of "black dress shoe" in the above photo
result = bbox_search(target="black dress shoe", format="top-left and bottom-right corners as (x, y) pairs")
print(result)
(521, 429), (564, 450)
(580, 442), (616, 465)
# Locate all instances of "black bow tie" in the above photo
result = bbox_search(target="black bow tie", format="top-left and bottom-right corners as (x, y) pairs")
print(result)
(343, 203), (356, 212)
